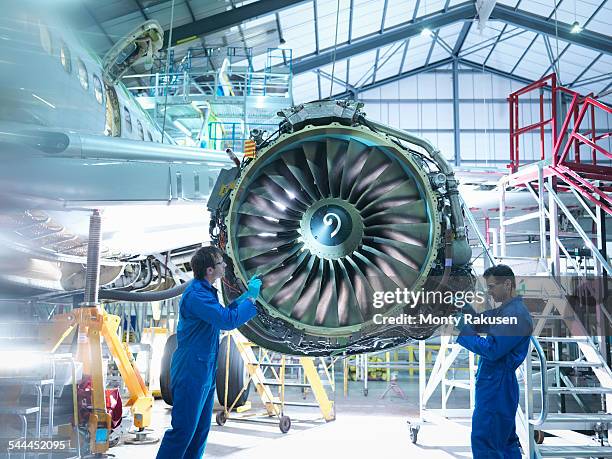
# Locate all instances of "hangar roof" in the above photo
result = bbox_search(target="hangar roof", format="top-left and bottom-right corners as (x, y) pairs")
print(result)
(65, 0), (611, 100)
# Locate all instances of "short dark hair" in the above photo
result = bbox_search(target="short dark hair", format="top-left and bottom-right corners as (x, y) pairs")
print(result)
(191, 246), (223, 280)
(483, 264), (516, 289)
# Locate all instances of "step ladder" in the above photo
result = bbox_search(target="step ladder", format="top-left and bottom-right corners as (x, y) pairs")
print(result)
(509, 282), (612, 458)
(472, 185), (612, 458)
(216, 331), (335, 432)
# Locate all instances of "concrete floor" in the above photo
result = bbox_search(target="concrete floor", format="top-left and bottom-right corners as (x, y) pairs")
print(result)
(112, 376), (475, 458)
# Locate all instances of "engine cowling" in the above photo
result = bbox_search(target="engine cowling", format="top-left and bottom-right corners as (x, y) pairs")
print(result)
(211, 101), (473, 355)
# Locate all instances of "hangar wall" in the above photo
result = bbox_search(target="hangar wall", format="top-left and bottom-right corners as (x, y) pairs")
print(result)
(293, 64), (612, 168)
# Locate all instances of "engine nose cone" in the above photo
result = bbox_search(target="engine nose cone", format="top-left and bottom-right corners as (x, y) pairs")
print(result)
(301, 198), (363, 259)
(225, 124), (440, 339)
(310, 205), (350, 246)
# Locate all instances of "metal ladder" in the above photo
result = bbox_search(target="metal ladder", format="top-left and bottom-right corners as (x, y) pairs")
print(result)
(519, 286), (612, 458)
(221, 331), (335, 423)
(464, 178), (612, 457)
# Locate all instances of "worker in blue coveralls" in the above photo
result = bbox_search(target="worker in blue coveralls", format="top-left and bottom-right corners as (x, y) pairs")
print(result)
(455, 264), (533, 459)
(157, 246), (260, 459)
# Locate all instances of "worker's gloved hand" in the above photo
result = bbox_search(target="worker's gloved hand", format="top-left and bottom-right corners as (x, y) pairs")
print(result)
(246, 275), (262, 299)
(235, 276), (263, 304)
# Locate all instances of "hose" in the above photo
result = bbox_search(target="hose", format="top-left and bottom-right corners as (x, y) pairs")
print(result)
(99, 281), (188, 301)
(363, 118), (467, 239)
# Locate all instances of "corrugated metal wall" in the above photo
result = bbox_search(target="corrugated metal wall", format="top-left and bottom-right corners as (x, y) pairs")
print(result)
(293, 64), (612, 168)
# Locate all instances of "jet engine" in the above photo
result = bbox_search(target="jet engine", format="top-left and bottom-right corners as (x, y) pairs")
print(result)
(210, 101), (474, 356)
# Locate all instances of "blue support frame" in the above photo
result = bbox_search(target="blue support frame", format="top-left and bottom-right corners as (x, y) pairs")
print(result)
(569, 53), (603, 88)
(293, 2), (477, 74)
(163, 0), (309, 47)
(490, 3), (612, 55)
(293, 0), (611, 76)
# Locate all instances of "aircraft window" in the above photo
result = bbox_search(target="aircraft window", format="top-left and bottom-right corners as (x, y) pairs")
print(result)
(104, 83), (121, 137)
(60, 41), (72, 73)
(137, 120), (144, 140)
(147, 131), (153, 142)
(93, 75), (104, 105)
(77, 58), (89, 91)
(123, 107), (132, 132)
(39, 22), (52, 54)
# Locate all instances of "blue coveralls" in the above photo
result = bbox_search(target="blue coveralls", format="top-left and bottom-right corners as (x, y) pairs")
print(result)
(457, 296), (533, 459)
(156, 279), (258, 459)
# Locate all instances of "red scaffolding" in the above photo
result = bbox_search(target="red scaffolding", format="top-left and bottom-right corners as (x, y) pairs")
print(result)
(507, 73), (612, 215)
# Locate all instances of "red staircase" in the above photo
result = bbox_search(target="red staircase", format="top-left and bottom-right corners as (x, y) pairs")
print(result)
(507, 73), (612, 215)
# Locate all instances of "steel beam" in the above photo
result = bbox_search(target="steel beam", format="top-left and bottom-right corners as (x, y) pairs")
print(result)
(317, 69), (356, 94)
(399, 40), (410, 72)
(293, 2), (477, 74)
(425, 31), (440, 67)
(598, 80), (612, 97)
(333, 56), (551, 100)
(396, 0), (421, 81)
(333, 57), (454, 99)
(571, 73), (612, 89)
(371, 49), (381, 85)
(462, 27), (525, 59)
(380, 0), (389, 33)
(540, 0), (607, 80)
(483, 24), (508, 66)
(459, 58), (544, 87)
(313, 0), (320, 53)
(452, 59), (461, 167)
(542, 36), (561, 77)
(569, 53), (603, 88)
(229, 0), (254, 71)
(452, 21), (472, 56)
(163, 0), (308, 47)
(291, 0), (611, 78)
(348, 0), (354, 43)
(490, 3), (612, 55)
(133, 0), (149, 20)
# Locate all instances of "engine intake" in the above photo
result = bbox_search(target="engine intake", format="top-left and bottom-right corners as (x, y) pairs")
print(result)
(210, 101), (473, 355)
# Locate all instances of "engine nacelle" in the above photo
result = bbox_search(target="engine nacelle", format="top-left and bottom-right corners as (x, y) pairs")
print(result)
(210, 101), (473, 355)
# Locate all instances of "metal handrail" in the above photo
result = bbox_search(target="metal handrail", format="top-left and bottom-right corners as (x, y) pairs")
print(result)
(544, 181), (612, 275)
(459, 195), (496, 266)
(529, 336), (549, 426)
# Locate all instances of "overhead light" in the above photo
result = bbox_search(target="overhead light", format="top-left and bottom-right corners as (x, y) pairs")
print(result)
(421, 28), (433, 38)
(570, 21), (583, 34)
(279, 37), (288, 49)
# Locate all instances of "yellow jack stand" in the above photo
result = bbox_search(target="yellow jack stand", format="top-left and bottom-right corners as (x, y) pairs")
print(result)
(44, 305), (156, 454)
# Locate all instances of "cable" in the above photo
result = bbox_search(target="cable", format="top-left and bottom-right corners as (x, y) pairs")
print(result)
(553, 0), (560, 80)
(99, 281), (188, 301)
(160, 0), (176, 144)
(329, 0), (341, 99)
